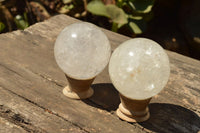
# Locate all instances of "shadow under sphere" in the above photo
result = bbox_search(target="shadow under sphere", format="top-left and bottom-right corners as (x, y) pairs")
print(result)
(83, 83), (200, 133)
(83, 83), (120, 111)
(139, 103), (200, 133)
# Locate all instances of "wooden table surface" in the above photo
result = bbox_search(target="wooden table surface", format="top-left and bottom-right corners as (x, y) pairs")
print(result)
(0, 15), (199, 133)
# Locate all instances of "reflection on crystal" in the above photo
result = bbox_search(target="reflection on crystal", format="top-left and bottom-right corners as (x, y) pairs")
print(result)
(126, 67), (133, 72)
(145, 84), (155, 91)
(145, 50), (152, 55)
(71, 33), (77, 38)
(155, 64), (160, 68)
(129, 51), (134, 56)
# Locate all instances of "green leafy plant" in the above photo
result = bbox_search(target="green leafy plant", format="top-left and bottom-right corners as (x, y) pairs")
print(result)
(87, 0), (155, 34)
(14, 13), (29, 30)
(0, 22), (5, 32)
(58, 0), (87, 18)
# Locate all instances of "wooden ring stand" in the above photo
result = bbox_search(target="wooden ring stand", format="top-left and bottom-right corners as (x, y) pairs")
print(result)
(116, 94), (151, 122)
(63, 75), (95, 99)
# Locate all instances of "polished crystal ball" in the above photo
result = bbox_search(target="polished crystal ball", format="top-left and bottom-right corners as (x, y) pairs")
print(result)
(54, 22), (111, 80)
(109, 38), (170, 100)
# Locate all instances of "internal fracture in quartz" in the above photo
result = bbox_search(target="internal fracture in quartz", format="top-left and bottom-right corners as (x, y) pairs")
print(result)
(54, 22), (111, 80)
(109, 38), (170, 100)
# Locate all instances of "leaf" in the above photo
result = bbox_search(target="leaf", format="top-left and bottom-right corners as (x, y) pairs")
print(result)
(143, 11), (154, 21)
(24, 12), (28, 22)
(0, 22), (5, 32)
(128, 15), (143, 20)
(112, 22), (118, 32)
(15, 15), (29, 30)
(59, 4), (74, 14)
(106, 4), (128, 24)
(87, 0), (128, 27)
(129, 21), (142, 34)
(87, 0), (109, 17)
(129, 0), (155, 13)
(129, 19), (147, 34)
(62, 0), (72, 4)
(102, 0), (116, 5)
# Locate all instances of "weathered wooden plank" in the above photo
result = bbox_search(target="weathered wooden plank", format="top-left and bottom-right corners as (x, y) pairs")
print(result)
(0, 117), (27, 133)
(0, 14), (199, 133)
(0, 87), (86, 133)
(0, 51), (144, 133)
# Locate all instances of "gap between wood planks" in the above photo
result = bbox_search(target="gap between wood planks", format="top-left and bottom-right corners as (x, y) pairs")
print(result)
(0, 105), (46, 133)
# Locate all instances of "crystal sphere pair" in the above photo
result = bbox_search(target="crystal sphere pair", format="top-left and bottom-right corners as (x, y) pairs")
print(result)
(54, 22), (170, 100)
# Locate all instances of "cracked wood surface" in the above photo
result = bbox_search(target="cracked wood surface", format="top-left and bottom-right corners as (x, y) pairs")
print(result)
(0, 14), (200, 133)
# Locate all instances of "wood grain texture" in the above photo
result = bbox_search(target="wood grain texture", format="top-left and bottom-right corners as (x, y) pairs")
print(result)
(0, 87), (86, 133)
(0, 14), (199, 133)
(0, 117), (27, 133)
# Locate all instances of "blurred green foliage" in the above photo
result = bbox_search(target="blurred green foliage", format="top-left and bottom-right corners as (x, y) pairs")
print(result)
(0, 0), (154, 34)
(87, 0), (155, 34)
(14, 13), (29, 30)
(0, 22), (5, 32)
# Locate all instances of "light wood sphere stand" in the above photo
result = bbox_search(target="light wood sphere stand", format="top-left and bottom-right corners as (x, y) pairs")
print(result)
(63, 74), (95, 99)
(116, 94), (151, 122)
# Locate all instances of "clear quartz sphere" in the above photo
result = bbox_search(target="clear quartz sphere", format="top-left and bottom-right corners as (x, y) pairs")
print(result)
(109, 38), (170, 100)
(54, 22), (111, 80)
